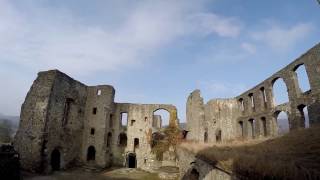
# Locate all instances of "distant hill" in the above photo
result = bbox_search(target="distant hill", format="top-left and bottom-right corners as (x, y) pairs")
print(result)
(0, 113), (19, 143)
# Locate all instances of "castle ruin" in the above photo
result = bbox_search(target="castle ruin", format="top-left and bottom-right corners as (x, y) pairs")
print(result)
(186, 43), (320, 143)
(14, 70), (178, 173)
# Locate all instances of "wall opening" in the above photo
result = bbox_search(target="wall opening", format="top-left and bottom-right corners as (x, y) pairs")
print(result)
(127, 153), (137, 168)
(107, 132), (112, 148)
(131, 120), (136, 126)
(239, 98), (245, 112)
(215, 129), (222, 143)
(97, 89), (102, 96)
(248, 93), (255, 109)
(151, 132), (165, 148)
(298, 104), (310, 128)
(204, 128), (208, 143)
(87, 146), (96, 161)
(261, 117), (267, 136)
(90, 128), (95, 135)
(248, 119), (256, 138)
(260, 87), (267, 105)
(153, 109), (170, 128)
(134, 138), (139, 149)
(294, 64), (311, 92)
(92, 107), (97, 115)
(118, 133), (127, 147)
(276, 111), (289, 135)
(272, 78), (289, 106)
(121, 112), (128, 127)
(50, 149), (61, 171)
(238, 121), (244, 137)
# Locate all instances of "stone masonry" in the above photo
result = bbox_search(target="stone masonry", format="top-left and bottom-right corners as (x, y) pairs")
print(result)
(186, 43), (320, 143)
(14, 70), (179, 173)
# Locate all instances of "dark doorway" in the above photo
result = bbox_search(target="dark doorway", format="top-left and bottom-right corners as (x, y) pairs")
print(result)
(127, 153), (136, 168)
(87, 146), (96, 161)
(190, 168), (200, 180)
(51, 149), (61, 171)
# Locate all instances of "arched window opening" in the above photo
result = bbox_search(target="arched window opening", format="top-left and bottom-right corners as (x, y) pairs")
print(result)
(215, 129), (222, 143)
(118, 133), (127, 147)
(87, 146), (96, 161)
(260, 87), (267, 105)
(51, 149), (61, 171)
(238, 121), (244, 137)
(107, 132), (112, 148)
(121, 112), (128, 127)
(248, 119), (256, 138)
(272, 78), (289, 106)
(248, 93), (255, 109)
(276, 111), (289, 135)
(134, 138), (139, 149)
(153, 109), (170, 128)
(298, 104), (310, 128)
(261, 117), (267, 136)
(239, 98), (245, 112)
(204, 128), (208, 143)
(294, 64), (311, 92)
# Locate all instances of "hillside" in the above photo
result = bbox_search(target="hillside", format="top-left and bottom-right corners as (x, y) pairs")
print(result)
(181, 126), (320, 180)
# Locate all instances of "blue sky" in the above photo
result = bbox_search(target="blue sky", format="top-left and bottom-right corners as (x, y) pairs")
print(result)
(0, 0), (319, 123)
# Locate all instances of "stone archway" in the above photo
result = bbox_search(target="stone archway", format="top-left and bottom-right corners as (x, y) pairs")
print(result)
(50, 149), (61, 171)
(152, 105), (178, 128)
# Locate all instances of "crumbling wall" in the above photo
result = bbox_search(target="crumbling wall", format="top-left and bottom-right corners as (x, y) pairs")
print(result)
(14, 70), (56, 172)
(186, 90), (205, 142)
(14, 70), (87, 172)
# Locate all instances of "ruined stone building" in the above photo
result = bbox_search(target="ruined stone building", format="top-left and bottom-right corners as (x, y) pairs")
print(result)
(186, 43), (320, 143)
(14, 70), (178, 172)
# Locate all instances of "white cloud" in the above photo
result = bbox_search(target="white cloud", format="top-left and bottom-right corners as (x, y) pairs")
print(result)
(252, 23), (313, 52)
(189, 13), (242, 38)
(198, 80), (248, 98)
(241, 42), (256, 54)
(0, 0), (243, 76)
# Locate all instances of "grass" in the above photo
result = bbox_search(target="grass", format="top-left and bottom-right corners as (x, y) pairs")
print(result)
(181, 125), (320, 180)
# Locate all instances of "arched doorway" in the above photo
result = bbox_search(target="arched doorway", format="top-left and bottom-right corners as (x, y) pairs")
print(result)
(127, 153), (137, 168)
(51, 149), (61, 171)
(275, 111), (289, 135)
(87, 146), (96, 161)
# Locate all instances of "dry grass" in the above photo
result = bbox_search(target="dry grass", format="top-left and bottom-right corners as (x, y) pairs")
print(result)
(181, 126), (320, 180)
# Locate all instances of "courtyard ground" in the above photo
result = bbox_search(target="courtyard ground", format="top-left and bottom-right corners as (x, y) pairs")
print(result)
(23, 167), (179, 180)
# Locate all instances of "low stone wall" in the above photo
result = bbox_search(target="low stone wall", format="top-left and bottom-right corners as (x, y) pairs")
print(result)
(176, 147), (232, 180)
